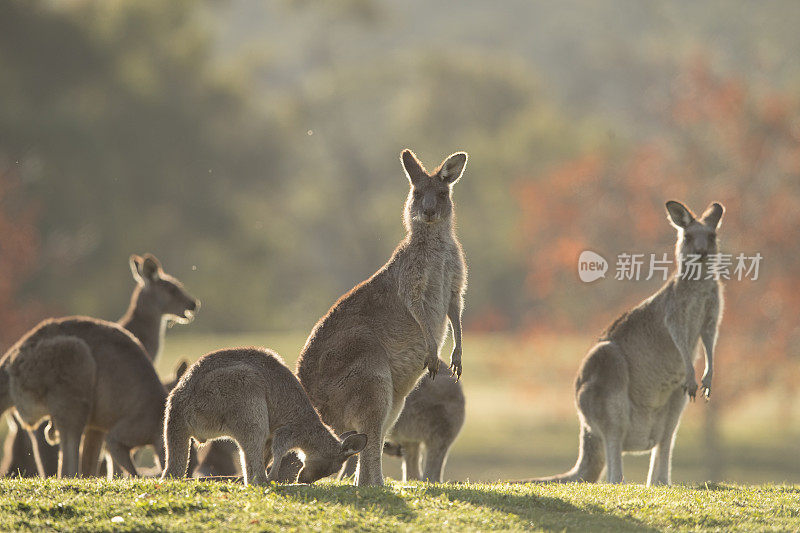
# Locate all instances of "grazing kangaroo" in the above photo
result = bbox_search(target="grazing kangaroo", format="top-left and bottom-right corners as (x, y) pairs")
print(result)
(521, 200), (724, 486)
(340, 358), (465, 482)
(0, 318), (168, 478)
(296, 149), (468, 486)
(161, 347), (367, 485)
(1, 253), (198, 478)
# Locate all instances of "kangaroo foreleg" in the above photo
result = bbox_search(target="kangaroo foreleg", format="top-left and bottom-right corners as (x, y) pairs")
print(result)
(666, 314), (698, 400)
(446, 291), (464, 379)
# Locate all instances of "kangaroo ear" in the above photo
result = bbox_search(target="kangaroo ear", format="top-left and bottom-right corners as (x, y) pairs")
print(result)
(130, 255), (145, 284)
(175, 360), (189, 380)
(438, 152), (468, 185)
(141, 253), (162, 282)
(339, 430), (357, 440)
(340, 433), (367, 457)
(665, 200), (695, 229)
(700, 202), (724, 229)
(401, 149), (427, 185)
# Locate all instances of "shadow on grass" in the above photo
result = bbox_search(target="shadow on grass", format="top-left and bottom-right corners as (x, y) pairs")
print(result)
(693, 482), (737, 492)
(422, 484), (657, 532)
(193, 476), (415, 519)
(272, 483), (414, 520)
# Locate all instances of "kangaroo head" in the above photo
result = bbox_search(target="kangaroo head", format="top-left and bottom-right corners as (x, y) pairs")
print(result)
(665, 200), (725, 263)
(402, 150), (467, 227)
(296, 431), (367, 484)
(130, 253), (199, 324)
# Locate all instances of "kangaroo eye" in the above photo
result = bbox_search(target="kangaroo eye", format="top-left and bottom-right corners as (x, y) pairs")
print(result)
(413, 191), (422, 200)
(438, 191), (448, 199)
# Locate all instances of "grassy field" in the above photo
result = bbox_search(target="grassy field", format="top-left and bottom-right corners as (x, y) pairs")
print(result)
(0, 478), (798, 532)
(0, 331), (798, 531)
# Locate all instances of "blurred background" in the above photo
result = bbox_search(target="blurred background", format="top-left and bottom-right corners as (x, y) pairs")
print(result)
(1, 0), (798, 483)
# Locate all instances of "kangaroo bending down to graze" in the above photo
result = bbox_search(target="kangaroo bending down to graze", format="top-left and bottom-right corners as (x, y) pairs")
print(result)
(296, 150), (468, 486)
(161, 347), (367, 485)
(519, 200), (724, 486)
(340, 358), (465, 482)
(0, 318), (168, 477)
(1, 253), (198, 478)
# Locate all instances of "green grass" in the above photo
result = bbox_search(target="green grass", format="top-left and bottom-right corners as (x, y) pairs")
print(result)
(2, 331), (797, 531)
(0, 478), (798, 532)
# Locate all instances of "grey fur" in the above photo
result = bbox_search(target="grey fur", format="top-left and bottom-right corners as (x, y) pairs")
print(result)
(520, 200), (725, 486)
(0, 318), (167, 478)
(341, 357), (465, 482)
(161, 347), (367, 486)
(296, 149), (468, 486)
(121, 253), (199, 362)
(1, 254), (198, 478)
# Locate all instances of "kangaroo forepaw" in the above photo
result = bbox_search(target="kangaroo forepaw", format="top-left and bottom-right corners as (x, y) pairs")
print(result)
(701, 374), (712, 401)
(448, 346), (462, 381)
(426, 357), (439, 379)
(683, 379), (698, 401)
(449, 358), (462, 381)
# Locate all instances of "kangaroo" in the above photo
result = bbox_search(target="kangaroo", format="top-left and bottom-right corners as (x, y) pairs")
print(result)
(0, 318), (168, 478)
(382, 358), (465, 482)
(120, 253), (199, 363)
(103, 253), (198, 476)
(1, 253), (198, 478)
(520, 200), (724, 486)
(340, 358), (465, 482)
(161, 347), (367, 485)
(296, 149), (468, 486)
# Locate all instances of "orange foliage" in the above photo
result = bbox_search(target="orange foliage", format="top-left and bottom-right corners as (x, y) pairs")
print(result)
(514, 58), (800, 404)
(0, 169), (45, 346)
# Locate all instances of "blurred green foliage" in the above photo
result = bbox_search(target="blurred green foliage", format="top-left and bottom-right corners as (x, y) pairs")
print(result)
(1, 0), (799, 338)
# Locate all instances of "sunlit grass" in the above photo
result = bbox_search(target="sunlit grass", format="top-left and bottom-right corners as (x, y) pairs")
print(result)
(0, 478), (797, 532)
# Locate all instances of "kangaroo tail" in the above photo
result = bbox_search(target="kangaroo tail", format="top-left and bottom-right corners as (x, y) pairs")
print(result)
(161, 395), (192, 479)
(513, 424), (604, 483)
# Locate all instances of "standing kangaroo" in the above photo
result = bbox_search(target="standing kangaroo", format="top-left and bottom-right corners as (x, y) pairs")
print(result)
(119, 253), (199, 362)
(296, 149), (468, 486)
(0, 253), (198, 478)
(0, 318), (168, 478)
(161, 347), (367, 485)
(521, 200), (724, 486)
(341, 357), (465, 482)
